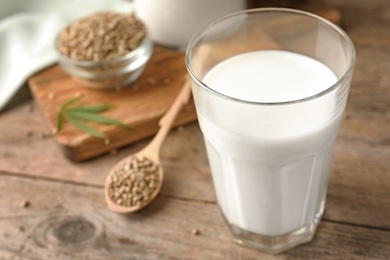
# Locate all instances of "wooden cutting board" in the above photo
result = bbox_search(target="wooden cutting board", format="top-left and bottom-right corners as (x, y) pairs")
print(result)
(28, 46), (197, 161)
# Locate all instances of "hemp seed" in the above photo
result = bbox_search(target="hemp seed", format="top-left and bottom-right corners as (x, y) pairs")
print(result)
(57, 12), (145, 62)
(108, 156), (161, 208)
(192, 228), (199, 236)
(21, 200), (31, 208)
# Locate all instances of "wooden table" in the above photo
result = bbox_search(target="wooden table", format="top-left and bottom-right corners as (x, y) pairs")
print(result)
(1, 0), (389, 258)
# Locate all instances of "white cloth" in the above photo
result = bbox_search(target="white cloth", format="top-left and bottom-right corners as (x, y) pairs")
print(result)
(0, 0), (133, 111)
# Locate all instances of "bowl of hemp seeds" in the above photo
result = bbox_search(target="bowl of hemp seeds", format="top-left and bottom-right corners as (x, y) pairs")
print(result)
(55, 11), (153, 90)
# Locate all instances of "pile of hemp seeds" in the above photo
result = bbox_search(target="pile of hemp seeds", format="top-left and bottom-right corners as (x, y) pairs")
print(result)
(107, 156), (161, 208)
(56, 12), (146, 62)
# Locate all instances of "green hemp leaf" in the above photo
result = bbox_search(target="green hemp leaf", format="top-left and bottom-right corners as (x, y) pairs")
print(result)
(56, 95), (132, 143)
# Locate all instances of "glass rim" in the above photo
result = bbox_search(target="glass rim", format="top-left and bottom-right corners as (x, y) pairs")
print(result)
(185, 7), (356, 106)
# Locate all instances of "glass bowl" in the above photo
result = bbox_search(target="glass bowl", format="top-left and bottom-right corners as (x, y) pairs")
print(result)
(56, 31), (153, 90)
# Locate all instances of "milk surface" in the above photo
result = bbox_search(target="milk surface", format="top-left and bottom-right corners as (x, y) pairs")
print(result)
(198, 50), (342, 236)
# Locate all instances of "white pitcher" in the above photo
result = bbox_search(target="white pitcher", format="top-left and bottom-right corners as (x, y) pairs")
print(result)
(134, 0), (246, 50)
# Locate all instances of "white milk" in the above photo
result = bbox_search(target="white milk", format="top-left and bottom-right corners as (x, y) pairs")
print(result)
(197, 50), (342, 236)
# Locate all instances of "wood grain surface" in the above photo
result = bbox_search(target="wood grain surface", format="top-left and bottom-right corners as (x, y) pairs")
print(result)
(0, 0), (389, 259)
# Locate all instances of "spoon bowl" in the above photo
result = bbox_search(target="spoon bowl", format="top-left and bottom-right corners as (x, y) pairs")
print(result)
(104, 78), (191, 214)
(104, 153), (163, 214)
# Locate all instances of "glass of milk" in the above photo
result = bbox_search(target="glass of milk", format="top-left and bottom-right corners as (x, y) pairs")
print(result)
(185, 8), (355, 254)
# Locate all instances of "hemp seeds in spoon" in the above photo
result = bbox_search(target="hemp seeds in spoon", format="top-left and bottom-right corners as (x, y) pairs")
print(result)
(107, 156), (161, 208)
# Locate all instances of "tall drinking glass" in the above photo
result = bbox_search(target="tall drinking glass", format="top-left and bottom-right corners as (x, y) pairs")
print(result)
(185, 8), (355, 254)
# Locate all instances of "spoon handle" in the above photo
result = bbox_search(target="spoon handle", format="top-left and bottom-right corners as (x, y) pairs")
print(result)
(141, 78), (192, 162)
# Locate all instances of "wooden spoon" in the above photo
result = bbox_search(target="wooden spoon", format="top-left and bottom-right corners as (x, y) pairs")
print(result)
(104, 79), (192, 214)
